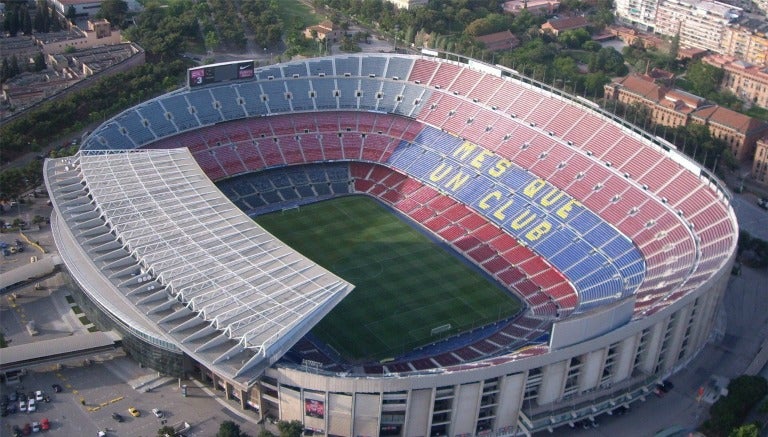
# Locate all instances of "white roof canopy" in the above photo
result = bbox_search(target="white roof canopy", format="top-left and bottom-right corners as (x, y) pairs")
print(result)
(45, 149), (353, 381)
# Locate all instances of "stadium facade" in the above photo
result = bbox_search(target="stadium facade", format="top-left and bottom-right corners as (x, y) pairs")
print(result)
(45, 52), (737, 436)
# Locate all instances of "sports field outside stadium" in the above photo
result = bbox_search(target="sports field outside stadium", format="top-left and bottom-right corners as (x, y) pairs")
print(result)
(256, 195), (522, 362)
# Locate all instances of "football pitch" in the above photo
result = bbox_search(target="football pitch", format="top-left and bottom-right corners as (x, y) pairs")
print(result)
(255, 196), (522, 362)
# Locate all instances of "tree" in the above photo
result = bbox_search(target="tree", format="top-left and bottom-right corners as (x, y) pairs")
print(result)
(33, 52), (46, 72)
(4, 8), (19, 36)
(668, 33), (680, 66)
(96, 0), (128, 26)
(157, 425), (176, 437)
(1, 58), (10, 83)
(704, 375), (768, 437)
(729, 424), (760, 437)
(21, 7), (33, 35)
(66, 5), (77, 22)
(34, 0), (48, 32)
(686, 61), (723, 98)
(216, 420), (251, 437)
(339, 34), (360, 52)
(558, 28), (590, 49)
(204, 31), (220, 51)
(10, 55), (21, 78)
(277, 420), (303, 437)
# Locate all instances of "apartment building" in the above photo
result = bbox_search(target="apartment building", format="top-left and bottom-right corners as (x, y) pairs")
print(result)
(614, 0), (659, 30)
(720, 24), (768, 67)
(654, 0), (742, 52)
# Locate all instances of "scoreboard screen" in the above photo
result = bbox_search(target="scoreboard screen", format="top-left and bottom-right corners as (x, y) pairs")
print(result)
(188, 60), (255, 87)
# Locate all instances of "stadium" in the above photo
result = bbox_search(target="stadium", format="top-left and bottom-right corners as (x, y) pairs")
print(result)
(44, 52), (737, 436)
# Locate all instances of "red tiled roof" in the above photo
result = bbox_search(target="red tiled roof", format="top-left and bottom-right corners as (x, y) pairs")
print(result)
(615, 75), (664, 102)
(475, 30), (520, 51)
(543, 16), (589, 31)
(692, 106), (768, 134)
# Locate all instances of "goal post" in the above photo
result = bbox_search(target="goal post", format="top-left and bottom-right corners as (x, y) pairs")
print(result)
(281, 204), (300, 214)
(430, 324), (451, 336)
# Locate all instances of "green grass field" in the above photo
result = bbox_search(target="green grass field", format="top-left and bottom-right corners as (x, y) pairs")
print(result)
(255, 196), (522, 362)
(276, 0), (321, 30)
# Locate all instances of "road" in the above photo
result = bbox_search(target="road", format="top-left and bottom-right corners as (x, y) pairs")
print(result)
(730, 195), (768, 240)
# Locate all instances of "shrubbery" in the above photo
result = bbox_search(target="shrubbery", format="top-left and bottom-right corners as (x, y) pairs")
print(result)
(702, 375), (768, 437)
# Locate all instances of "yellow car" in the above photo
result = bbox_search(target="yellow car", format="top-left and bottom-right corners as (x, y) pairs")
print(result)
(128, 406), (140, 417)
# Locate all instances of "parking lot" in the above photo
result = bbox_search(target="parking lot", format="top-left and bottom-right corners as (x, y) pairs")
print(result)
(1, 356), (265, 437)
(2, 259), (265, 436)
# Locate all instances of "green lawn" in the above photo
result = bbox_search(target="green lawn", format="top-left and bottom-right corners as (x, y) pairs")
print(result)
(256, 196), (521, 362)
(276, 0), (321, 30)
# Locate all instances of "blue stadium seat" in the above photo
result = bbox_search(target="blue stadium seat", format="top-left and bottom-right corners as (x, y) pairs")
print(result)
(334, 56), (360, 76)
(233, 83), (269, 117)
(379, 82), (403, 113)
(361, 56), (387, 78)
(569, 210), (603, 236)
(287, 169), (309, 186)
(210, 87), (246, 121)
(95, 124), (135, 150)
(270, 173), (291, 188)
(296, 185), (315, 198)
(312, 78), (337, 110)
(337, 78), (359, 110)
(385, 136), (645, 307)
(116, 110), (155, 146)
(359, 79), (382, 110)
(600, 234), (634, 259)
(313, 183), (332, 196)
(287, 80), (314, 112)
(384, 56), (413, 80)
(306, 58), (333, 77)
(327, 164), (351, 182)
(393, 84), (426, 117)
(278, 188), (299, 201)
(260, 81), (291, 114)
(137, 101), (178, 138)
(499, 168), (533, 191)
(256, 66), (283, 80)
(282, 61), (308, 78)
(187, 89), (223, 125)
(307, 166), (329, 183)
(331, 181), (350, 194)
(162, 94), (200, 131)
(531, 229), (573, 259)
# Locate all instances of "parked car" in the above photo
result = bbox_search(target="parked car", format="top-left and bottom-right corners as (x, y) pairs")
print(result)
(51, 384), (62, 393)
(31, 422), (40, 433)
(40, 418), (50, 431)
(35, 391), (43, 402)
(128, 406), (140, 417)
(662, 380), (674, 391)
(27, 399), (36, 412)
(151, 408), (163, 418)
(19, 401), (27, 413)
(112, 412), (124, 422)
